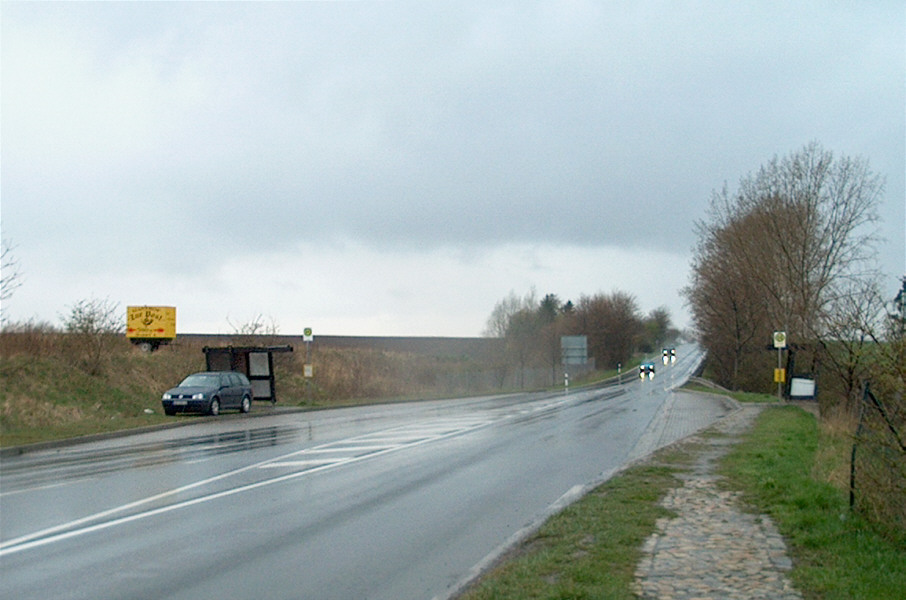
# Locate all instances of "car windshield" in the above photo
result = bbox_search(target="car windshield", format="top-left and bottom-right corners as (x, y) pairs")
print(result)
(179, 373), (220, 387)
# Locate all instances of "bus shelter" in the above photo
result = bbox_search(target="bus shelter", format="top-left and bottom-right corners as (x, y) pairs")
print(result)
(203, 345), (293, 404)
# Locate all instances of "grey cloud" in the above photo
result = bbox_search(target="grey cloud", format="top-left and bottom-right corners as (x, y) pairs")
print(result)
(2, 2), (903, 324)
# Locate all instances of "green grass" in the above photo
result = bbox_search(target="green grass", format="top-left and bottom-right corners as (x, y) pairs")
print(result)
(0, 355), (172, 446)
(719, 406), (906, 599)
(460, 455), (691, 599)
(459, 406), (905, 599)
(682, 381), (780, 404)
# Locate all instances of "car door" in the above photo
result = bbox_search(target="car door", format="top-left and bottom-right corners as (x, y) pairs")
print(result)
(226, 372), (243, 408)
(218, 373), (236, 409)
(235, 373), (252, 401)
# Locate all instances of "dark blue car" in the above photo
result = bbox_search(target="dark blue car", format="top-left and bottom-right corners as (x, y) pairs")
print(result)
(162, 371), (253, 416)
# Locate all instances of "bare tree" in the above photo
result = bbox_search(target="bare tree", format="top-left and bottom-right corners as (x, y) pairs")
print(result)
(730, 142), (882, 338)
(483, 290), (540, 388)
(1, 237), (24, 307)
(538, 294), (566, 384)
(816, 276), (887, 411)
(228, 313), (280, 336)
(574, 291), (643, 370)
(641, 306), (673, 353)
(506, 307), (542, 389)
(483, 289), (537, 337)
(685, 210), (772, 389)
(685, 143), (885, 395)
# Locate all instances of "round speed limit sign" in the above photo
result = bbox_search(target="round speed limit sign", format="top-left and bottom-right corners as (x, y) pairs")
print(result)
(773, 331), (787, 348)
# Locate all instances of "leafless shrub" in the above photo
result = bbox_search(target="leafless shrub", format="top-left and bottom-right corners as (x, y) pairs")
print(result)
(61, 297), (125, 376)
(1, 236), (24, 307)
(226, 313), (281, 346)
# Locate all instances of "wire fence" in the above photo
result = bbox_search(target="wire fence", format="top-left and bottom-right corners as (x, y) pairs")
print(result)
(849, 382), (906, 535)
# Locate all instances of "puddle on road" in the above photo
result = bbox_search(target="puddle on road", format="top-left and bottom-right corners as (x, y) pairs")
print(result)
(177, 425), (304, 455)
(1, 425), (308, 489)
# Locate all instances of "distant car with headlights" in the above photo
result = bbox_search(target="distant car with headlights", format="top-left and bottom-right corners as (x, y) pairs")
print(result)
(662, 347), (676, 364)
(639, 362), (656, 380)
(162, 371), (253, 416)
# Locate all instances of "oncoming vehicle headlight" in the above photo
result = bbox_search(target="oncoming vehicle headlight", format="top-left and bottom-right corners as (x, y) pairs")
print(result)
(192, 393), (204, 400)
(162, 393), (172, 400)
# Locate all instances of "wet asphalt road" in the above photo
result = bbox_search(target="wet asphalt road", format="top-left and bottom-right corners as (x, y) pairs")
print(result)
(0, 346), (725, 600)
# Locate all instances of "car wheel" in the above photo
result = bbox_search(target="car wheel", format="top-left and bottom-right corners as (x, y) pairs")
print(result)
(240, 395), (251, 414)
(209, 398), (221, 416)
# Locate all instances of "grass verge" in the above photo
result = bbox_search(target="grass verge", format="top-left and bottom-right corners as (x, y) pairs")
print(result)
(457, 447), (695, 599)
(458, 405), (905, 599)
(0, 355), (172, 446)
(681, 381), (780, 404)
(719, 406), (906, 600)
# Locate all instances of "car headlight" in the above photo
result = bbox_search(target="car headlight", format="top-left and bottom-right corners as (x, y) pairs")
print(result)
(191, 393), (203, 400)
(162, 393), (172, 400)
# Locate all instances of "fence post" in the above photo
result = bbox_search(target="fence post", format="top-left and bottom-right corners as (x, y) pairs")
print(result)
(849, 383), (869, 509)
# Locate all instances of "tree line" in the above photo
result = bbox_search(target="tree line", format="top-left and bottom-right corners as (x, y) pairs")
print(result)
(483, 288), (678, 388)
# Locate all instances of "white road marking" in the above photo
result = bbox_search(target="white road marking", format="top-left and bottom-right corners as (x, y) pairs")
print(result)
(352, 435), (428, 442)
(258, 459), (343, 468)
(308, 444), (396, 451)
(258, 416), (494, 469)
(0, 416), (494, 557)
(0, 479), (88, 497)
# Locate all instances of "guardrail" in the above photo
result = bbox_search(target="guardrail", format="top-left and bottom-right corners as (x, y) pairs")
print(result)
(583, 368), (642, 390)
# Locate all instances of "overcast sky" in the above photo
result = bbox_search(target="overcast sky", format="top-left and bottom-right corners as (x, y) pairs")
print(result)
(2, 1), (903, 337)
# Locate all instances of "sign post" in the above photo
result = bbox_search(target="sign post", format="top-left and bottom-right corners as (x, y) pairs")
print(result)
(773, 331), (787, 400)
(303, 328), (314, 402)
(303, 328), (314, 374)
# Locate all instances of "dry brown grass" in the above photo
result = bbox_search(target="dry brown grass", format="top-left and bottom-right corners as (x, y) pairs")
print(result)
(814, 409), (858, 490)
(816, 392), (906, 542)
(852, 416), (906, 537)
(1, 393), (85, 428)
(0, 328), (507, 445)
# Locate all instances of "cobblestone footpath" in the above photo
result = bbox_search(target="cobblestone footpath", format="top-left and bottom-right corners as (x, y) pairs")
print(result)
(633, 405), (803, 600)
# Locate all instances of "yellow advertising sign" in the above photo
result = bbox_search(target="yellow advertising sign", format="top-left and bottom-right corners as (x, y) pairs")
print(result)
(126, 306), (176, 339)
(774, 368), (786, 383)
